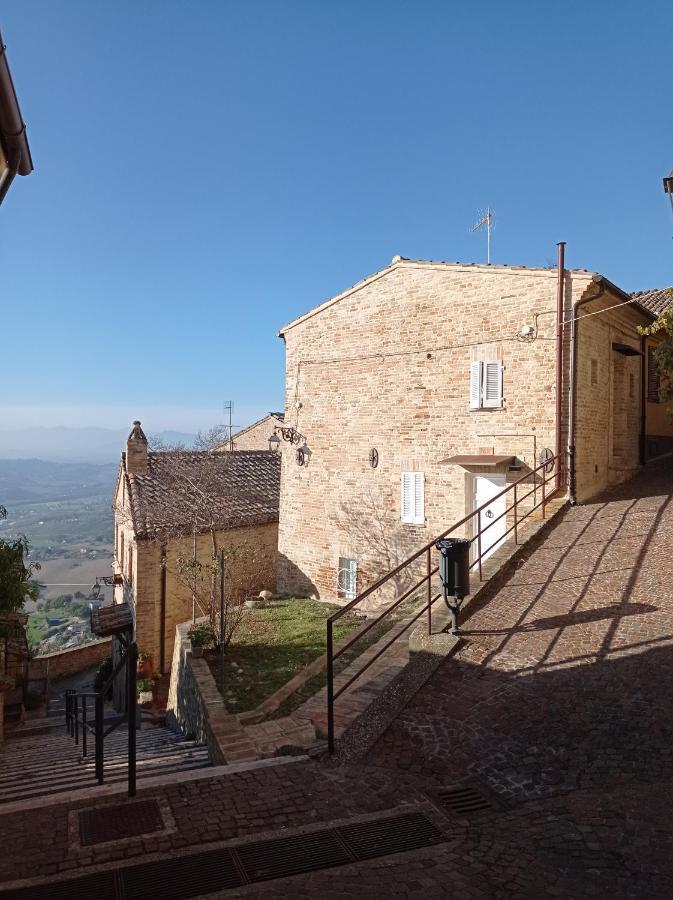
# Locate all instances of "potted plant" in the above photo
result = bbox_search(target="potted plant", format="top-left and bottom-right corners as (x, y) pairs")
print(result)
(137, 650), (154, 678)
(188, 622), (215, 658)
(136, 677), (154, 704)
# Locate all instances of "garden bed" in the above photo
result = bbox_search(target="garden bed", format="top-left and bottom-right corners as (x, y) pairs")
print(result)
(203, 597), (369, 713)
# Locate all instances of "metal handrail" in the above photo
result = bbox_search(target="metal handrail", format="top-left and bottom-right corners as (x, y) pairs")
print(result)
(326, 454), (565, 751)
(64, 641), (138, 796)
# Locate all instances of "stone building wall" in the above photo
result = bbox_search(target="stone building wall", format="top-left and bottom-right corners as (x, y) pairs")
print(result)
(130, 522), (278, 673)
(277, 259), (594, 604)
(574, 292), (651, 502)
(227, 414), (284, 451)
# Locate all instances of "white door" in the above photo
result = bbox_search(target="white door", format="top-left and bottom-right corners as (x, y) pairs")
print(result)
(471, 474), (507, 567)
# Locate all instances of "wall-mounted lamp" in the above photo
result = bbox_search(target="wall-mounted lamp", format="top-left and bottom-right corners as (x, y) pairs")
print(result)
(274, 425), (304, 446)
(296, 446), (311, 466)
(268, 432), (281, 453)
(664, 169), (673, 217)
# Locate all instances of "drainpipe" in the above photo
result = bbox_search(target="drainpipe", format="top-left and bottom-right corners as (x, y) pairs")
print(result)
(639, 335), (647, 465)
(159, 543), (167, 674)
(568, 277), (606, 504)
(555, 241), (566, 490)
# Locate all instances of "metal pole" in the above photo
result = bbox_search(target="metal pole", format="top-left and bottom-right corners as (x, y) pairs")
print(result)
(555, 241), (565, 492)
(82, 696), (87, 758)
(513, 484), (518, 544)
(327, 620), (335, 753)
(95, 694), (104, 784)
(542, 468), (547, 519)
(477, 528), (483, 581)
(219, 549), (225, 691)
(427, 547), (432, 635)
(74, 696), (79, 745)
(128, 641), (137, 797)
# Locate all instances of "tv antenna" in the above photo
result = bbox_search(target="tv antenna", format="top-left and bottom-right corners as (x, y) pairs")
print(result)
(470, 207), (495, 264)
(223, 401), (236, 451)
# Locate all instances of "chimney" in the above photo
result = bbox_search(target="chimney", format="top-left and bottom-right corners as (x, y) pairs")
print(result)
(126, 420), (148, 475)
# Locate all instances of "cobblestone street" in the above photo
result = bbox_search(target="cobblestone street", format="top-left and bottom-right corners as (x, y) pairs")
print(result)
(2, 462), (673, 898)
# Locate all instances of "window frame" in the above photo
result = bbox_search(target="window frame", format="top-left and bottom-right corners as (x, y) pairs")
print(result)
(469, 360), (504, 410)
(337, 557), (357, 600)
(401, 471), (425, 525)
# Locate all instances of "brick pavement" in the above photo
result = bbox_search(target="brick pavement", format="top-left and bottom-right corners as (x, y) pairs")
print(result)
(2, 462), (673, 897)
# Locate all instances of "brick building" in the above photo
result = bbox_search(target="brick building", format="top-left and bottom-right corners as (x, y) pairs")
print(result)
(216, 412), (285, 452)
(113, 423), (280, 672)
(275, 256), (673, 604)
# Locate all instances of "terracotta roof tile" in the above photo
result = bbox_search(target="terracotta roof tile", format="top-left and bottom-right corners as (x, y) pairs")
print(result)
(127, 450), (280, 539)
(631, 288), (673, 317)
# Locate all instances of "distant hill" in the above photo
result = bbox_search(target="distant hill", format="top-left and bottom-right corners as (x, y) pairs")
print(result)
(0, 427), (195, 464)
(0, 458), (119, 504)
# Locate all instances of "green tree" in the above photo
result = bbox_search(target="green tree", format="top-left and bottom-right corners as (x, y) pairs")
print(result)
(0, 505), (40, 639)
(639, 295), (673, 409)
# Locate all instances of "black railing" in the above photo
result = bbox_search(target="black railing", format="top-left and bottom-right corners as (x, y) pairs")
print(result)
(64, 640), (138, 796)
(326, 454), (565, 751)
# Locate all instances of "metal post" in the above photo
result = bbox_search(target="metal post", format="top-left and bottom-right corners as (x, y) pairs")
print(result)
(128, 641), (137, 797)
(219, 549), (225, 691)
(95, 693), (104, 784)
(74, 696), (79, 745)
(427, 547), (432, 635)
(514, 484), (518, 544)
(327, 619), (335, 753)
(542, 466), (547, 519)
(65, 690), (70, 732)
(82, 696), (87, 757)
(477, 528), (483, 581)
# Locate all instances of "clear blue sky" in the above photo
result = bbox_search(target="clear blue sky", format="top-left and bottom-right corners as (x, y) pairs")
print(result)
(2, 0), (672, 433)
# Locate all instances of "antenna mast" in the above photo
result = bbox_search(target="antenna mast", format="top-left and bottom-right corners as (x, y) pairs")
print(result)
(470, 207), (495, 264)
(223, 400), (234, 451)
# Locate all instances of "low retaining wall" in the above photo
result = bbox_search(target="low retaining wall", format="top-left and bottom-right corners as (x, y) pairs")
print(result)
(30, 638), (112, 681)
(166, 620), (257, 765)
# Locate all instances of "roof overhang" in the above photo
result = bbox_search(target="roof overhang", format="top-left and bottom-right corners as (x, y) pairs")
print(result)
(612, 342), (642, 357)
(0, 30), (33, 205)
(441, 454), (516, 467)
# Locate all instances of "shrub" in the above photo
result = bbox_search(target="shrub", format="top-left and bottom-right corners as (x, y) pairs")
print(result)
(188, 622), (216, 649)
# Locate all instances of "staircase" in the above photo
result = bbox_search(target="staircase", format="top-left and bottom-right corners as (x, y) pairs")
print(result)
(0, 722), (210, 805)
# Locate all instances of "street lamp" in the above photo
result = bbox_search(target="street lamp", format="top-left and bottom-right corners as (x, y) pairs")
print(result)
(664, 169), (673, 216)
(268, 432), (281, 453)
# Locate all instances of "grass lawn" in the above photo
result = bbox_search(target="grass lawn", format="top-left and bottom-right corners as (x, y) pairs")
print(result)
(204, 597), (367, 713)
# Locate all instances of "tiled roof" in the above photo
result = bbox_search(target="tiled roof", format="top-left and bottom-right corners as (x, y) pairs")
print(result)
(630, 288), (673, 317)
(126, 450), (280, 539)
(91, 603), (134, 637)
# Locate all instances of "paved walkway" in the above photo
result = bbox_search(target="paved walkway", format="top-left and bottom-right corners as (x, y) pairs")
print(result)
(1, 462), (672, 897)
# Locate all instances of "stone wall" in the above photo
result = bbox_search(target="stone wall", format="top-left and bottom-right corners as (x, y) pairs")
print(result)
(166, 620), (257, 764)
(30, 638), (112, 681)
(574, 292), (650, 502)
(277, 259), (593, 603)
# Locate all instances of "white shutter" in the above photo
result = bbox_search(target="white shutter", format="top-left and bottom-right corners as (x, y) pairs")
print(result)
(413, 472), (424, 524)
(470, 362), (482, 409)
(482, 361), (503, 408)
(401, 472), (414, 523)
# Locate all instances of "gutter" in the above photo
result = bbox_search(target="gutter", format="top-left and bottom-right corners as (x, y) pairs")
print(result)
(0, 29), (33, 205)
(567, 275), (607, 504)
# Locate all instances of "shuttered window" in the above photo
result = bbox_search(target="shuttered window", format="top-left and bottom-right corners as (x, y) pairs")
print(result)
(469, 361), (504, 409)
(401, 471), (425, 524)
(648, 347), (660, 403)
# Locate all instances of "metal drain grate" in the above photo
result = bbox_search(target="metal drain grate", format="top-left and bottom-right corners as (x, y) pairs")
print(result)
(338, 811), (445, 861)
(122, 850), (243, 899)
(236, 829), (352, 882)
(0, 871), (117, 900)
(79, 799), (164, 846)
(5, 808), (449, 898)
(432, 783), (497, 816)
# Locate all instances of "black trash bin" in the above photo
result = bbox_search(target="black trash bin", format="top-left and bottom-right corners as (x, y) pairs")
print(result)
(435, 537), (471, 633)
